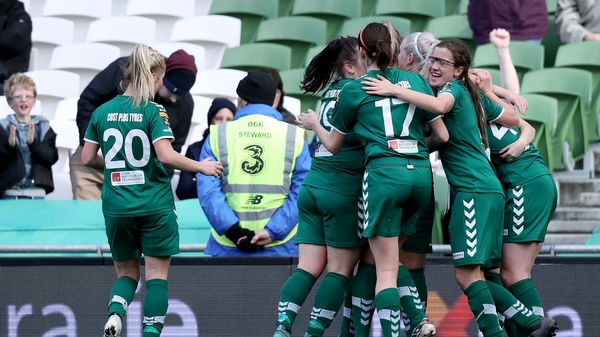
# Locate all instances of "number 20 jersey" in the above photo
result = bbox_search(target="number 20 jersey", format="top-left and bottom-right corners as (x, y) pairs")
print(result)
(84, 95), (175, 217)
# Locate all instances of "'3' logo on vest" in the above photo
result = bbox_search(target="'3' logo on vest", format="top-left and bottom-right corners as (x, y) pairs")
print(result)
(241, 144), (265, 175)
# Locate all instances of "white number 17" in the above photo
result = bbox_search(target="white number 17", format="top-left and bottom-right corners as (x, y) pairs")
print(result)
(375, 98), (416, 137)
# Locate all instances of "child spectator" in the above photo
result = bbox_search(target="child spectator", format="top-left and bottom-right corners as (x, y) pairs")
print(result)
(0, 73), (58, 199)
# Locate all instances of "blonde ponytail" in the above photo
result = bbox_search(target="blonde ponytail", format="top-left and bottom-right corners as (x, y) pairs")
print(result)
(121, 44), (166, 107)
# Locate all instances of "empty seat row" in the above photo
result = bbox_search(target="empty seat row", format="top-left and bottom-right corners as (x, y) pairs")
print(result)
(31, 15), (239, 71)
(21, 0), (214, 21)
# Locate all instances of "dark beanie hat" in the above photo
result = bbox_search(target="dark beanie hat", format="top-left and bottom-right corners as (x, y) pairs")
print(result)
(163, 49), (197, 95)
(236, 70), (277, 105)
(207, 98), (236, 125)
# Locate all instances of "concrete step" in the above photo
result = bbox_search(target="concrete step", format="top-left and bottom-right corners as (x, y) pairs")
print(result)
(580, 192), (600, 206)
(552, 207), (600, 221)
(558, 178), (600, 206)
(544, 233), (591, 245)
(547, 220), (600, 233)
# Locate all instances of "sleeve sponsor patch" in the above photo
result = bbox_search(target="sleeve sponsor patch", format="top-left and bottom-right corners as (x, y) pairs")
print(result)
(159, 111), (170, 127)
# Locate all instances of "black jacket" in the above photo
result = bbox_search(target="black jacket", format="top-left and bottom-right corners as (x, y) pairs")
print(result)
(0, 0), (32, 83)
(175, 138), (205, 200)
(76, 57), (194, 176)
(0, 116), (59, 196)
(76, 56), (193, 153)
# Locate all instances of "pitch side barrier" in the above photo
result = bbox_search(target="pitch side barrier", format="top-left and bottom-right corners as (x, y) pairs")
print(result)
(0, 256), (598, 337)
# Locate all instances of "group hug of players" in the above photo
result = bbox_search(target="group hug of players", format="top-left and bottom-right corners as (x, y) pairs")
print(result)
(272, 22), (559, 337)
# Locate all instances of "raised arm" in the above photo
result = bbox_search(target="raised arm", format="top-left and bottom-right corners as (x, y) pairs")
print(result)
(489, 28), (520, 94)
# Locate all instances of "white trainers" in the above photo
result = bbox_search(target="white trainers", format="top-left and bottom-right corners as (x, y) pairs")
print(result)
(412, 317), (437, 337)
(104, 314), (122, 337)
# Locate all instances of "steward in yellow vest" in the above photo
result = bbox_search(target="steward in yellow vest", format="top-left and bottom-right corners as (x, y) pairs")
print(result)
(197, 71), (311, 256)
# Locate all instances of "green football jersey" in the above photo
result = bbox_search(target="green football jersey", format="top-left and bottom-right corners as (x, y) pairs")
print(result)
(436, 81), (502, 193)
(329, 68), (439, 164)
(84, 95), (175, 217)
(302, 78), (365, 196)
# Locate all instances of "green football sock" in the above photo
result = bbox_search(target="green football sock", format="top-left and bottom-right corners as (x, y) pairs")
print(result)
(306, 272), (349, 336)
(485, 280), (540, 333)
(277, 268), (317, 329)
(375, 288), (401, 337)
(484, 271), (505, 331)
(351, 263), (376, 337)
(340, 278), (355, 337)
(463, 280), (503, 337)
(108, 276), (138, 319)
(508, 278), (545, 316)
(143, 279), (168, 337)
(397, 265), (425, 336)
(505, 278), (546, 337)
(408, 268), (428, 309)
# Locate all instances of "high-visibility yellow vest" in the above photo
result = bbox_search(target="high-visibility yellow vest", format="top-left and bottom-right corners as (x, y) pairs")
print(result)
(209, 114), (304, 247)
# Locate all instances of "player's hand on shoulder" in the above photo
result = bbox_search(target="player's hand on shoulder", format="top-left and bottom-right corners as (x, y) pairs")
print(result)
(198, 157), (223, 177)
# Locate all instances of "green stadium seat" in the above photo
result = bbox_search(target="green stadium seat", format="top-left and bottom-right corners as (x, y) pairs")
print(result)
(291, 0), (361, 39)
(256, 16), (327, 68)
(459, 0), (468, 14)
(209, 0), (278, 44)
(542, 15), (562, 68)
(362, 0), (377, 17)
(220, 43), (292, 71)
(554, 41), (600, 141)
(546, 0), (557, 14)
(278, 0), (294, 17)
(521, 68), (592, 171)
(432, 174), (448, 245)
(279, 68), (321, 113)
(375, 0), (445, 32)
(339, 16), (412, 38)
(473, 41), (544, 83)
(521, 94), (559, 172)
(425, 14), (474, 53)
(445, 0), (462, 15)
(477, 67), (502, 87)
(586, 227), (600, 245)
(305, 44), (324, 67)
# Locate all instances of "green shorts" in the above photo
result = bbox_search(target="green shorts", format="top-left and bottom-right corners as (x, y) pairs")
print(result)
(295, 185), (367, 248)
(401, 187), (434, 254)
(104, 209), (180, 262)
(448, 191), (504, 268)
(503, 174), (557, 243)
(363, 158), (432, 238)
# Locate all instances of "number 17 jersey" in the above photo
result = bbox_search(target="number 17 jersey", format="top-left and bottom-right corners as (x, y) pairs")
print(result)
(84, 95), (175, 217)
(329, 68), (439, 163)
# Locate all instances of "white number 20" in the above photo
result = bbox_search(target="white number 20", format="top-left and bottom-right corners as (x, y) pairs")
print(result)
(375, 98), (416, 137)
(103, 128), (151, 169)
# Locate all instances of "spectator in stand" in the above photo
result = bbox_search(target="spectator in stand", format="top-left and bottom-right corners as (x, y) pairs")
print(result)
(259, 67), (297, 124)
(70, 49), (197, 200)
(0, 0), (32, 94)
(0, 73), (58, 199)
(468, 0), (548, 45)
(556, 0), (600, 43)
(176, 97), (236, 200)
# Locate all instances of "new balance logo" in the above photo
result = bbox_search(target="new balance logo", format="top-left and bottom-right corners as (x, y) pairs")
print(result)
(245, 194), (263, 205)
